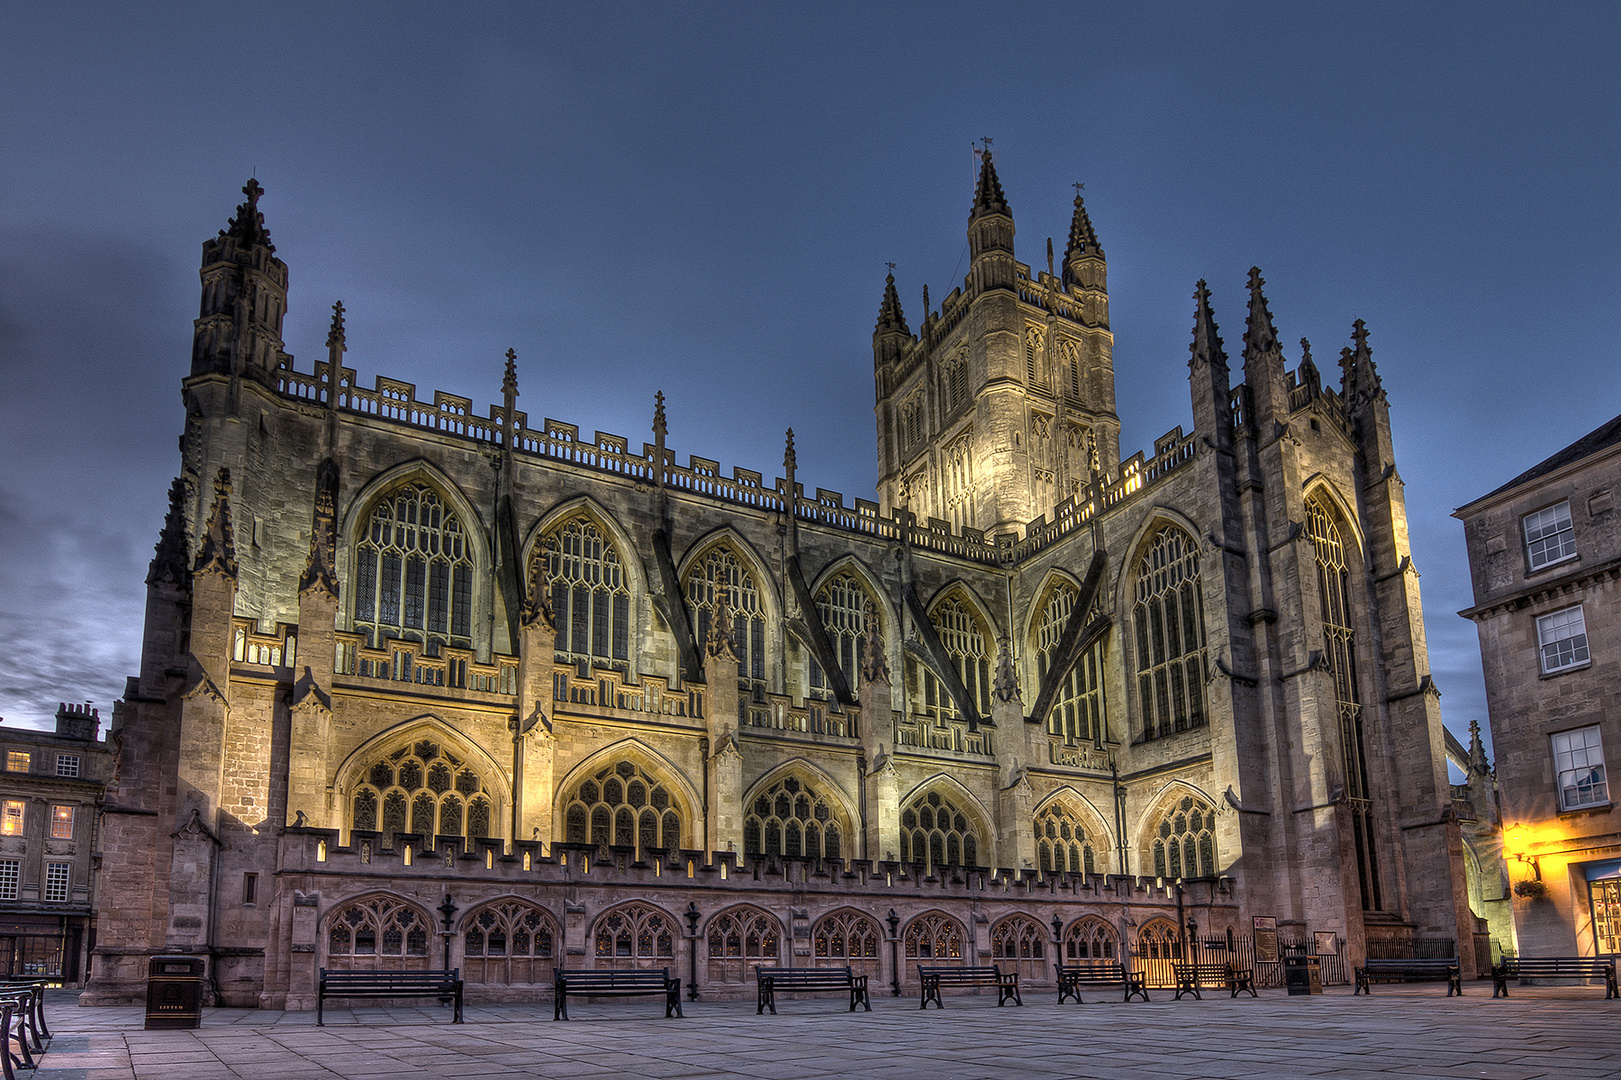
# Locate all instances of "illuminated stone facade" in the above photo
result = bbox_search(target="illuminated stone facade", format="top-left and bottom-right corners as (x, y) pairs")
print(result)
(84, 162), (1472, 1007)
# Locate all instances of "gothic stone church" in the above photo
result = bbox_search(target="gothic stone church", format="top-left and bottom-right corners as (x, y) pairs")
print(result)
(84, 157), (1473, 1007)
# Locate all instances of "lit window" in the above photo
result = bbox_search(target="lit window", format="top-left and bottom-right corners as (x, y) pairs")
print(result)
(55, 755), (80, 778)
(1524, 501), (1577, 570)
(5, 752), (28, 773)
(0, 861), (17, 901)
(352, 484), (474, 655)
(43, 863), (68, 903)
(49, 805), (74, 840)
(1538, 606), (1590, 674)
(0, 802), (23, 836)
(1553, 726), (1609, 811)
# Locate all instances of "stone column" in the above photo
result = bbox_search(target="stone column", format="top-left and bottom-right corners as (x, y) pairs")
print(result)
(704, 586), (743, 856)
(288, 461), (338, 829)
(857, 605), (896, 862)
(515, 551), (559, 845)
(991, 645), (1034, 869)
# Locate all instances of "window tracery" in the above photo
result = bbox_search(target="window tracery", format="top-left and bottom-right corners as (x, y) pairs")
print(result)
(1063, 916), (1118, 961)
(903, 912), (964, 960)
(1306, 497), (1382, 911)
(541, 515), (631, 672)
(1132, 526), (1207, 740)
(326, 896), (431, 968)
(352, 484), (473, 654)
(562, 759), (681, 855)
(1150, 794), (1217, 879)
(813, 910), (880, 963)
(685, 545), (766, 705)
(593, 903), (676, 968)
(899, 789), (980, 869)
(943, 434), (974, 531)
(1035, 801), (1097, 875)
(1035, 580), (1105, 746)
(349, 738), (493, 845)
(1025, 325), (1047, 388)
(917, 594), (992, 726)
(462, 900), (556, 985)
(810, 572), (874, 698)
(743, 775), (844, 861)
(990, 915), (1046, 960)
(705, 907), (781, 983)
(940, 351), (970, 417)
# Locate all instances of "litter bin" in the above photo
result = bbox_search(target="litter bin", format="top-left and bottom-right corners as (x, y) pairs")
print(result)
(1281, 953), (1322, 995)
(145, 955), (206, 1029)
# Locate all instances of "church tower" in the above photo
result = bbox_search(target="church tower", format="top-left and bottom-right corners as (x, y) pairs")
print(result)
(874, 156), (1120, 535)
(191, 179), (291, 393)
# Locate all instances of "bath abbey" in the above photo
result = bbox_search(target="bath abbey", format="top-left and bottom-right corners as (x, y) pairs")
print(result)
(82, 156), (1475, 1008)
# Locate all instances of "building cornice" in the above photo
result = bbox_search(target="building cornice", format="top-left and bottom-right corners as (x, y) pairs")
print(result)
(1458, 553), (1621, 622)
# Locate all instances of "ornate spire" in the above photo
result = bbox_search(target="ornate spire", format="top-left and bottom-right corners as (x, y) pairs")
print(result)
(784, 428), (796, 473)
(299, 460), (339, 598)
(875, 271), (909, 336)
(1298, 337), (1320, 391)
(193, 468), (238, 581)
(1188, 280), (1228, 372)
(652, 390), (667, 439)
(1339, 318), (1385, 408)
(147, 477), (192, 587)
(502, 348), (519, 401)
(707, 582), (741, 663)
(970, 149), (1010, 220)
(222, 178), (274, 252)
(1468, 719), (1491, 777)
(520, 551), (555, 631)
(992, 638), (1020, 704)
(859, 601), (889, 685)
(1242, 267), (1280, 359)
(326, 301), (347, 352)
(1064, 190), (1102, 261)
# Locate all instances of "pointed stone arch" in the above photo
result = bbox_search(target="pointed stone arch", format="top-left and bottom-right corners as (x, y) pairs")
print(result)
(702, 903), (784, 983)
(678, 527), (780, 700)
(897, 774), (995, 869)
(807, 554), (896, 639)
(522, 494), (651, 600)
(340, 459), (491, 564)
(1021, 567), (1087, 650)
(912, 582), (1000, 727)
(1031, 785), (1114, 875)
(741, 759), (858, 863)
(1025, 566), (1110, 745)
(1118, 505), (1204, 613)
(335, 715), (511, 844)
(675, 526), (782, 624)
(1123, 510), (1211, 743)
(554, 738), (700, 850)
(803, 554), (896, 699)
(811, 907), (883, 967)
(1134, 780), (1221, 880)
(322, 892), (436, 970)
(1300, 476), (1366, 562)
(1060, 914), (1120, 961)
(458, 896), (560, 985)
(524, 496), (646, 673)
(589, 900), (680, 969)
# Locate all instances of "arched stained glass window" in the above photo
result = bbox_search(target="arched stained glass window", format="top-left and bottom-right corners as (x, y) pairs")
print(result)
(1132, 526), (1207, 740)
(991, 916), (1046, 960)
(810, 572), (874, 697)
(352, 484), (474, 654)
(918, 594), (992, 724)
(592, 903), (676, 969)
(462, 901), (556, 985)
(349, 739), (492, 846)
(1035, 801), (1097, 875)
(325, 896), (431, 969)
(1063, 916), (1118, 961)
(705, 907), (781, 983)
(813, 910), (880, 962)
(903, 912), (964, 960)
(744, 775), (845, 862)
(1036, 579), (1106, 745)
(899, 789), (981, 869)
(541, 515), (631, 671)
(685, 545), (767, 705)
(1150, 795), (1217, 879)
(562, 760), (679, 854)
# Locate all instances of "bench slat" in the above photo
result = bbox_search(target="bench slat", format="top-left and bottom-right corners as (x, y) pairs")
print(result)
(753, 966), (871, 1015)
(917, 966), (1020, 1009)
(1055, 962), (1150, 1003)
(553, 968), (684, 1020)
(317, 968), (463, 1026)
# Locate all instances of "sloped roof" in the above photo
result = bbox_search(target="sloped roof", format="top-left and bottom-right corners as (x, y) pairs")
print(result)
(1465, 411), (1621, 508)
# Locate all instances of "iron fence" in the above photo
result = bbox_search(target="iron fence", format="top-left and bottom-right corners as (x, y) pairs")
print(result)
(1130, 931), (1349, 989)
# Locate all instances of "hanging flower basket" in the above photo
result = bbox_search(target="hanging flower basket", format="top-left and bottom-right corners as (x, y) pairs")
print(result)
(1513, 879), (1548, 899)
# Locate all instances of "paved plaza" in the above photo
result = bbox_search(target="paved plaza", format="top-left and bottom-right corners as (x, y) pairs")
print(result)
(29, 985), (1621, 1080)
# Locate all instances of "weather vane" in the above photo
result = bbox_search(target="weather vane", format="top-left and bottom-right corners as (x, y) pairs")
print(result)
(1073, 182), (1085, 196)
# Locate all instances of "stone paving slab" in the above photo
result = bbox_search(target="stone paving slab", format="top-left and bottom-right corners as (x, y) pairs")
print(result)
(27, 985), (1621, 1079)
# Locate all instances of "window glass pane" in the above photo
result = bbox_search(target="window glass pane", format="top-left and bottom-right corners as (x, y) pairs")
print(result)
(1552, 725), (1609, 810)
(50, 805), (74, 839)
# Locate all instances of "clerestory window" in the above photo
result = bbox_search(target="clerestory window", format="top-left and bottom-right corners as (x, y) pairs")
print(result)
(352, 484), (473, 655)
(809, 572), (873, 698)
(1036, 579), (1106, 745)
(541, 515), (631, 672)
(1132, 526), (1206, 740)
(685, 545), (767, 706)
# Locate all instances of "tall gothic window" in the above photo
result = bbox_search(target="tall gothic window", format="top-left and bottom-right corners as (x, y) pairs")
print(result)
(1150, 794), (1216, 879)
(562, 759), (681, 855)
(1035, 801), (1097, 875)
(541, 515), (631, 671)
(1036, 580), (1106, 745)
(1306, 497), (1382, 912)
(901, 393), (925, 452)
(1132, 526), (1207, 740)
(810, 572), (872, 698)
(899, 789), (980, 869)
(940, 351), (970, 417)
(1060, 339), (1082, 401)
(349, 738), (493, 845)
(685, 545), (767, 704)
(1025, 325), (1047, 388)
(743, 775), (844, 861)
(943, 434), (974, 531)
(352, 484), (473, 654)
(918, 594), (992, 725)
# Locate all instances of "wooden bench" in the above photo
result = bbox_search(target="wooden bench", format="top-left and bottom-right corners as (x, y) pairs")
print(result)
(1055, 962), (1149, 1003)
(1492, 956), (1618, 999)
(316, 968), (463, 1026)
(917, 965), (1021, 1009)
(1173, 962), (1257, 1000)
(754, 965), (871, 1014)
(1354, 958), (1462, 996)
(553, 967), (683, 1020)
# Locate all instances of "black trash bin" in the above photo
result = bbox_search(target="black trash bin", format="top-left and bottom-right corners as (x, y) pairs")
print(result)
(145, 955), (206, 1029)
(1281, 953), (1322, 995)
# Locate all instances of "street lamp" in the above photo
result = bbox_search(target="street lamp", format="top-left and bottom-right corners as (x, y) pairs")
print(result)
(684, 903), (701, 1001)
(437, 893), (458, 971)
(886, 909), (902, 997)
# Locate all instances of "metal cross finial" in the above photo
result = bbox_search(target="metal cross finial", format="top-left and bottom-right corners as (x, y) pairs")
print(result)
(885, 261), (896, 273)
(243, 177), (263, 205)
(981, 136), (994, 150)
(1073, 182), (1085, 197)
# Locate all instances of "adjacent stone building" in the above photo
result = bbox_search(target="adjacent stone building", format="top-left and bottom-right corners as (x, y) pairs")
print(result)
(1457, 412), (1621, 959)
(0, 703), (111, 985)
(84, 158), (1473, 1008)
